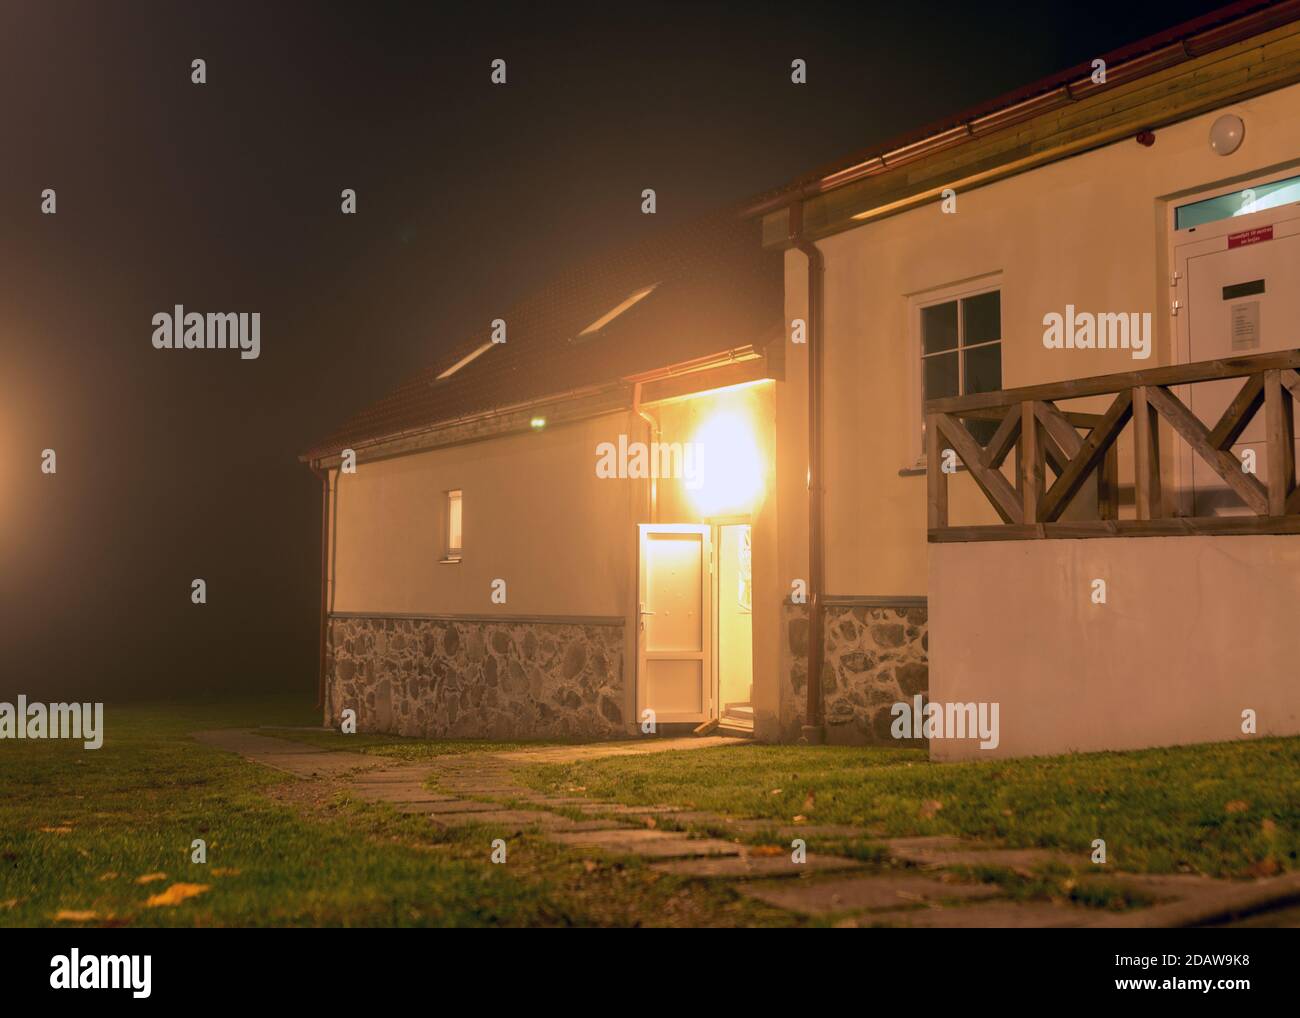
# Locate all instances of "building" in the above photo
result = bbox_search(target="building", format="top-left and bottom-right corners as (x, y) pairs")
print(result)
(758, 0), (1300, 757)
(303, 1), (1300, 757)
(300, 209), (786, 740)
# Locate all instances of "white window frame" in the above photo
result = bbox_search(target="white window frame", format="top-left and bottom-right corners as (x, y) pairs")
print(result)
(906, 274), (1003, 469)
(441, 488), (463, 563)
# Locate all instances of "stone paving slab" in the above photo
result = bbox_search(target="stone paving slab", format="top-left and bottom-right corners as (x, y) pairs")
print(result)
(516, 796), (610, 806)
(856, 902), (1095, 928)
(391, 800), (485, 815)
(651, 810), (731, 825)
(345, 774), (436, 790)
(577, 804), (686, 816)
(192, 730), (385, 777)
(550, 818), (639, 832)
(270, 755), (366, 773)
(430, 809), (574, 829)
(493, 735), (748, 764)
(603, 837), (743, 859)
(1086, 873), (1225, 895)
(741, 874), (1001, 916)
(551, 829), (742, 858)
(650, 853), (864, 879)
(882, 836), (1077, 871)
(1078, 871), (1300, 928)
(351, 786), (458, 803)
(425, 799), (515, 814)
(761, 823), (869, 839)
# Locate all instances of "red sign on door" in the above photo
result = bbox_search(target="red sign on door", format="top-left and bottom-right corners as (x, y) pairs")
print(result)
(1227, 225), (1274, 249)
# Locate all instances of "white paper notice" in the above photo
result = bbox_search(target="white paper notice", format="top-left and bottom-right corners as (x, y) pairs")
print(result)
(1231, 301), (1260, 351)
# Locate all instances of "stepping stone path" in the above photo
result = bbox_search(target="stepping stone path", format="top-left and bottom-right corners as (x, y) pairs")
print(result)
(194, 729), (1300, 928)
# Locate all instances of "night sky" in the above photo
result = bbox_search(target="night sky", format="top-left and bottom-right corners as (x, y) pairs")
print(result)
(0, 0), (1228, 701)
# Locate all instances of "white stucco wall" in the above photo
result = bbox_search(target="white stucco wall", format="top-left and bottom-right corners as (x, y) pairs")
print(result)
(331, 412), (640, 618)
(328, 381), (781, 734)
(928, 535), (1300, 759)
(779, 81), (1300, 600)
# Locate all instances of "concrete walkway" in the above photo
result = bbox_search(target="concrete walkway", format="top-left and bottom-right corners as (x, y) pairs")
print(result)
(195, 729), (1300, 928)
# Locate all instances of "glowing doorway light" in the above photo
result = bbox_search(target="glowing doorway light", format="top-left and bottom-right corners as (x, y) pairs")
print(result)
(688, 409), (763, 515)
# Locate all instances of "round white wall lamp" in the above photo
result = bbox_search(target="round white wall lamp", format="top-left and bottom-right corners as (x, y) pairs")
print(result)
(1209, 114), (1245, 155)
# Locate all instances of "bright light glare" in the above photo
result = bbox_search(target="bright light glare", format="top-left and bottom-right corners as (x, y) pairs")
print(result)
(689, 410), (763, 515)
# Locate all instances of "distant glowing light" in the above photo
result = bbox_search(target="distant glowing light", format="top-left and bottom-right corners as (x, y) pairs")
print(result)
(688, 410), (763, 515)
(530, 416), (547, 430)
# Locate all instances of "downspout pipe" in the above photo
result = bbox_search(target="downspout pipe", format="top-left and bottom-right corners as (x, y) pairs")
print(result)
(789, 201), (826, 744)
(632, 381), (659, 522)
(308, 463), (330, 715)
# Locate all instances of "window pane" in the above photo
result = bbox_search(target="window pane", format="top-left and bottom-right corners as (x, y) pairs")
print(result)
(964, 342), (1001, 395)
(447, 490), (462, 554)
(921, 301), (958, 354)
(962, 291), (1000, 346)
(1175, 174), (1300, 230)
(923, 351), (958, 402)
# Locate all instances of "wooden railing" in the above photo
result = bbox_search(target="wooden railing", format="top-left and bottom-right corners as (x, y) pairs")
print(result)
(925, 350), (1300, 542)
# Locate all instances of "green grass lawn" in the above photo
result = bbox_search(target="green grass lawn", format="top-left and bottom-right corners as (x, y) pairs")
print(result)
(513, 738), (1300, 879)
(0, 698), (791, 927)
(6, 698), (1295, 926)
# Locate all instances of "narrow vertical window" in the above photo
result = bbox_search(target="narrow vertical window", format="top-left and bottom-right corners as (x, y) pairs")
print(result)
(444, 489), (463, 561)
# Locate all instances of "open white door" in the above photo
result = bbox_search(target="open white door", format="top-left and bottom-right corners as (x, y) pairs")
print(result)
(637, 524), (712, 725)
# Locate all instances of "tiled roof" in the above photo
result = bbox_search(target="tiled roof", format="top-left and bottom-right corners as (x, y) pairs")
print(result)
(745, 0), (1298, 216)
(300, 206), (782, 461)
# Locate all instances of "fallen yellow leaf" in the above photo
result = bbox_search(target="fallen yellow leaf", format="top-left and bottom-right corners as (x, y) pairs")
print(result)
(145, 883), (210, 907)
(39, 827), (72, 835)
(791, 814), (807, 823)
(97, 872), (118, 882)
(135, 872), (167, 885)
(53, 909), (98, 922)
(210, 867), (242, 877)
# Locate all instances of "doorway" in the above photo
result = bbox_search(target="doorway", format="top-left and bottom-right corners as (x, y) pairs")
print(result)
(1171, 171), (1300, 515)
(714, 523), (754, 730)
(635, 521), (753, 731)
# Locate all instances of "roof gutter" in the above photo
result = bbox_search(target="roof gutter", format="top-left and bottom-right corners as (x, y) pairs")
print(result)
(301, 344), (768, 465)
(631, 381), (660, 522)
(789, 200), (825, 744)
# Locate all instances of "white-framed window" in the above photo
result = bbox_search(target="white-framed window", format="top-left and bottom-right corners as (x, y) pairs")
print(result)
(442, 489), (463, 562)
(908, 276), (1003, 466)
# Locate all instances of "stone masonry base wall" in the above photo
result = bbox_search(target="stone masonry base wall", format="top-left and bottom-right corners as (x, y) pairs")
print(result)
(781, 600), (928, 746)
(326, 615), (627, 740)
